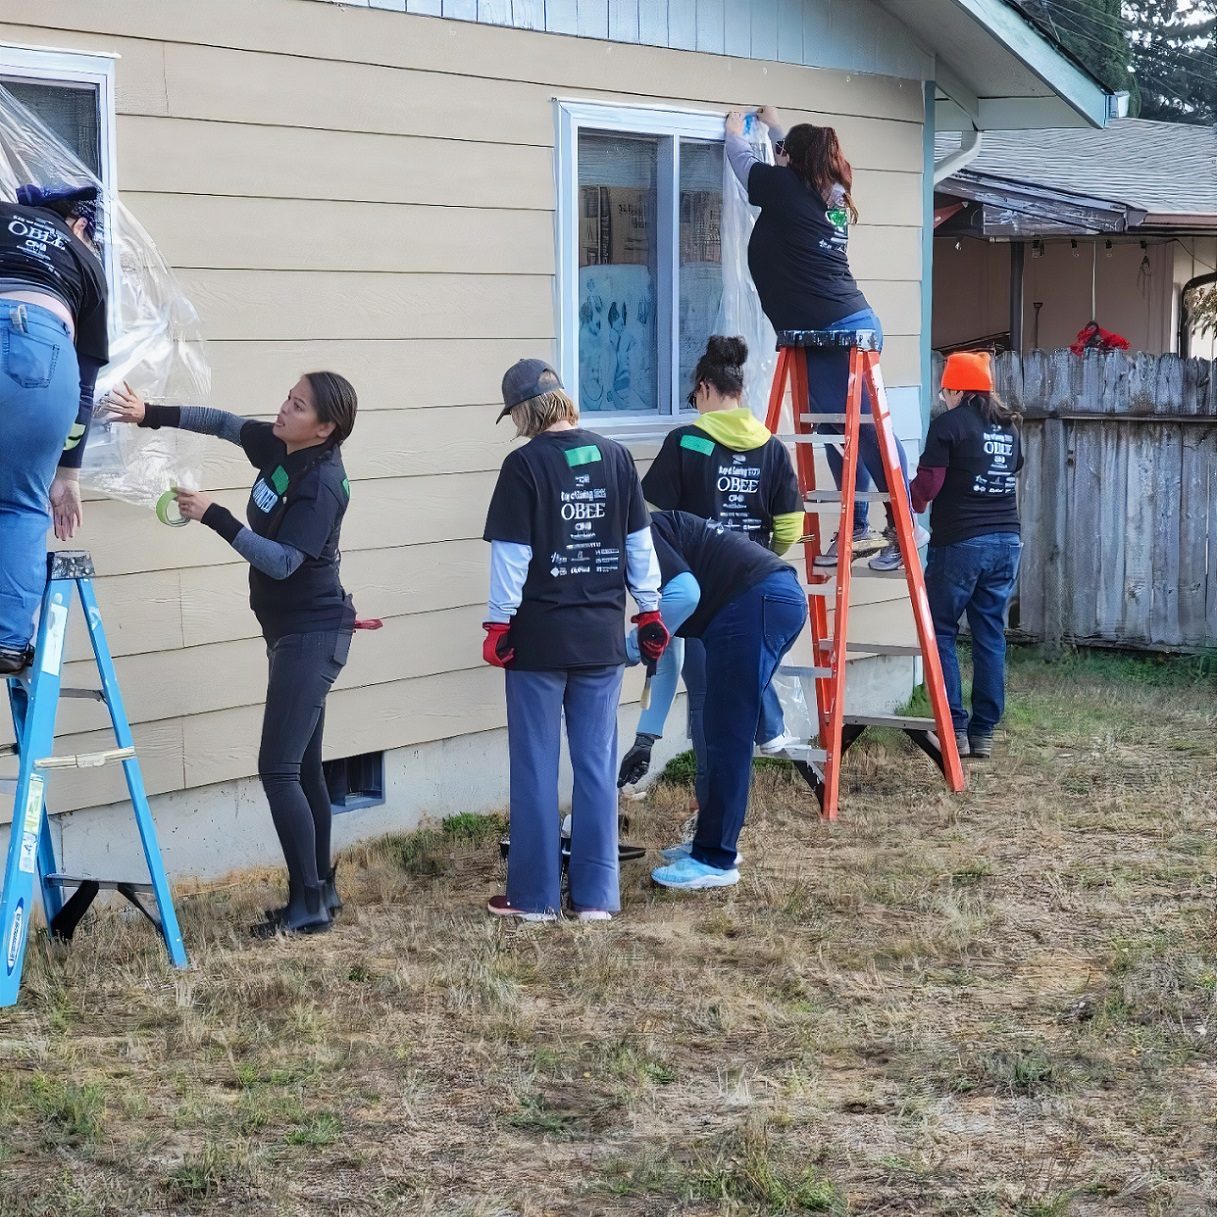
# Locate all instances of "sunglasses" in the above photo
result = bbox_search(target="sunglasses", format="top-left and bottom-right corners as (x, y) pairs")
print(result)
(773, 139), (786, 157)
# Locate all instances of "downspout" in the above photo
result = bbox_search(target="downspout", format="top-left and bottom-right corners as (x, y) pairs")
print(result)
(1179, 270), (1217, 357)
(933, 127), (983, 185)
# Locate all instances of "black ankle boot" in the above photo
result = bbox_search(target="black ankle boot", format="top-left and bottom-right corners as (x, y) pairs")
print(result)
(252, 881), (330, 938)
(321, 865), (342, 918)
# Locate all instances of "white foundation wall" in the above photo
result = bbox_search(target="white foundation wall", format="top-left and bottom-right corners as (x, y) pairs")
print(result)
(34, 656), (913, 882)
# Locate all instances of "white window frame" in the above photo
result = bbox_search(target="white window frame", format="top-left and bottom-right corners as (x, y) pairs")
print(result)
(555, 99), (727, 442)
(0, 41), (121, 317)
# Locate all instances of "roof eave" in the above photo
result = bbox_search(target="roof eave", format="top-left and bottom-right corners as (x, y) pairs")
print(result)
(945, 0), (1117, 130)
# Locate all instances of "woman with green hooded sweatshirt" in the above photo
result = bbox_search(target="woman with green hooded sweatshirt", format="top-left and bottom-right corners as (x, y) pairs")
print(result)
(618, 336), (803, 801)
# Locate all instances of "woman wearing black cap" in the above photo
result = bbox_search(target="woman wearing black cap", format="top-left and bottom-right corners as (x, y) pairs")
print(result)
(0, 183), (108, 673)
(104, 373), (359, 937)
(482, 358), (666, 922)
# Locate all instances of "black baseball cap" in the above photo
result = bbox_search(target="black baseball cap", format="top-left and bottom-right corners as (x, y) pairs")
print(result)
(497, 358), (563, 422)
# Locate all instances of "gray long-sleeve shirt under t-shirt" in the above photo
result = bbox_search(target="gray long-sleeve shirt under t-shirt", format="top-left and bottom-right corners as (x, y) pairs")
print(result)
(142, 405), (305, 580)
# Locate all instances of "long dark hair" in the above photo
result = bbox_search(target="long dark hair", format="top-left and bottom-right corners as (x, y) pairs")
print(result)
(305, 371), (358, 446)
(959, 389), (1022, 429)
(782, 124), (859, 223)
(691, 335), (747, 400)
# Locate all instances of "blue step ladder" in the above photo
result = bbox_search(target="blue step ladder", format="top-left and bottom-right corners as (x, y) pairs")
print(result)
(0, 551), (187, 1009)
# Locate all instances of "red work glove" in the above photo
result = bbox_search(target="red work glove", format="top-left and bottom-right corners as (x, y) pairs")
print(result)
(631, 611), (670, 665)
(482, 621), (515, 668)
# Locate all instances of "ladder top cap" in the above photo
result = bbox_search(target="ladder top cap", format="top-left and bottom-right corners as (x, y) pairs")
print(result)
(776, 329), (880, 351)
(48, 551), (95, 579)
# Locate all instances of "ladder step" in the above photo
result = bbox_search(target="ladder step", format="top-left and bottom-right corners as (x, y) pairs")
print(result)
(778, 664), (834, 680)
(46, 873), (154, 893)
(36, 746), (135, 770)
(805, 491), (891, 504)
(817, 640), (923, 657)
(778, 744), (829, 764)
(776, 433), (846, 446)
(809, 566), (907, 582)
(61, 688), (106, 701)
(844, 714), (939, 732)
(801, 413), (875, 426)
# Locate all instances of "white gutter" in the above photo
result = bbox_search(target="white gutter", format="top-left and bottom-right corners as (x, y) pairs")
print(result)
(933, 128), (983, 185)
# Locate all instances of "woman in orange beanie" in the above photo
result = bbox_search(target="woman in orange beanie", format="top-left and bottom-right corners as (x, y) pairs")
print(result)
(909, 352), (1023, 759)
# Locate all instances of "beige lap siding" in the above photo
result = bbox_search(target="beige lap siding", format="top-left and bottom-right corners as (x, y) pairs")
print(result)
(0, 0), (927, 812)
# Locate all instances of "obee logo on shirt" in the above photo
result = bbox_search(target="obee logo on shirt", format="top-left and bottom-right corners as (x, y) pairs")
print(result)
(252, 479), (279, 513)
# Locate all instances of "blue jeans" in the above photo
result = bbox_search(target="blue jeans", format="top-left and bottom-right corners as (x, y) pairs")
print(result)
(629, 571), (699, 737)
(505, 665), (624, 914)
(260, 629), (351, 887)
(683, 638), (786, 809)
(925, 533), (1022, 736)
(0, 302), (80, 650)
(690, 569), (808, 870)
(805, 308), (909, 533)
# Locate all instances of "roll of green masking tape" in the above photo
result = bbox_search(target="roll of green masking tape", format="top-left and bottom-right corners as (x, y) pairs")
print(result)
(155, 489), (188, 527)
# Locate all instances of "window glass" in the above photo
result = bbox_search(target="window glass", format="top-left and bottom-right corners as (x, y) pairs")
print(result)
(577, 131), (659, 414)
(2, 80), (101, 176)
(678, 139), (724, 399)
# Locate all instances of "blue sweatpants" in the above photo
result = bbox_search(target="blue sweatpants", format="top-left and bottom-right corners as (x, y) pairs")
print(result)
(505, 665), (624, 915)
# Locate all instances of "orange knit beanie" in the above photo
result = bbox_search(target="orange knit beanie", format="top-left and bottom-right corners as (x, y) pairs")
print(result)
(941, 351), (993, 392)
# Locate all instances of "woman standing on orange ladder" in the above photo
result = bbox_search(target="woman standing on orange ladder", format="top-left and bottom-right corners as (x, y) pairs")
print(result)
(724, 106), (925, 572)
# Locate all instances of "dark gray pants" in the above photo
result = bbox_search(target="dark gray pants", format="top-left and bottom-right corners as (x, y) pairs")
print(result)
(260, 629), (351, 887)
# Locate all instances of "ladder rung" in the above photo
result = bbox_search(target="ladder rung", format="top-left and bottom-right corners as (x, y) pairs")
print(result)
(806, 585), (835, 597)
(844, 714), (938, 731)
(36, 746), (135, 771)
(778, 664), (834, 680)
(805, 491), (891, 503)
(776, 433), (846, 446)
(777, 744), (829, 764)
(817, 640), (923, 657)
(801, 413), (875, 425)
(61, 688), (106, 701)
(46, 873), (154, 893)
(810, 566), (907, 582)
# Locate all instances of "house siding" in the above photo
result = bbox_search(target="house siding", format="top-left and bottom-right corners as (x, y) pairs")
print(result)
(0, 0), (928, 860)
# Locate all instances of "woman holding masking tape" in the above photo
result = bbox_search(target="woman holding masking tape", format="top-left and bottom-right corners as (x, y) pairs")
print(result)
(104, 374), (358, 937)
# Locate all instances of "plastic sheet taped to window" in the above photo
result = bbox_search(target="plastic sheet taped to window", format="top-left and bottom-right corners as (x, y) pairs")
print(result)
(0, 83), (208, 510)
(713, 114), (777, 422)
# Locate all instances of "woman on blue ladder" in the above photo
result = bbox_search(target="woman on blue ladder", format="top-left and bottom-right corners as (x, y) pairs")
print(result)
(911, 351), (1023, 761)
(725, 106), (926, 573)
(0, 183), (108, 673)
(645, 511), (807, 892)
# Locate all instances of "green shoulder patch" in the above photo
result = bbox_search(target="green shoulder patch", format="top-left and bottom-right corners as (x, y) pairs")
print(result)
(564, 445), (602, 468)
(270, 466), (290, 495)
(679, 434), (716, 457)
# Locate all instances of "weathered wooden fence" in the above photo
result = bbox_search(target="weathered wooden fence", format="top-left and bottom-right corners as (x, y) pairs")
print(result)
(932, 350), (1217, 652)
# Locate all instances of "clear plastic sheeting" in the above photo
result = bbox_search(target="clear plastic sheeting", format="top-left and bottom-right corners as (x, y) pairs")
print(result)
(712, 113), (777, 421)
(0, 83), (208, 509)
(770, 670), (815, 746)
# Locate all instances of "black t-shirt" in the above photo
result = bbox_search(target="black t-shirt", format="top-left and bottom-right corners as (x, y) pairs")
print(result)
(239, 422), (354, 639)
(483, 428), (649, 670)
(0, 202), (108, 362)
(642, 427), (801, 548)
(746, 165), (869, 331)
(650, 510), (792, 639)
(920, 402), (1023, 547)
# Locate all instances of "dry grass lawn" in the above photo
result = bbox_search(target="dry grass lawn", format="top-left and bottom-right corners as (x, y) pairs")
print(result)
(1, 647), (1214, 1216)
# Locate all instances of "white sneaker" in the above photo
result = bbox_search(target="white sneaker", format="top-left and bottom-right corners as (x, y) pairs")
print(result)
(574, 909), (613, 922)
(868, 524), (930, 572)
(757, 732), (798, 756)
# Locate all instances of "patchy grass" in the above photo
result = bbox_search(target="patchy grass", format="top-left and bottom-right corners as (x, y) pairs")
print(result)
(0, 647), (1214, 1216)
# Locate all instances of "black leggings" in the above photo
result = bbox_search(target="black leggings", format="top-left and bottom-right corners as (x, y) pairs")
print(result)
(259, 629), (352, 887)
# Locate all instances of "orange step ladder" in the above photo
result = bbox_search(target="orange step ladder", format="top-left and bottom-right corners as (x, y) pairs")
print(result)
(764, 328), (964, 820)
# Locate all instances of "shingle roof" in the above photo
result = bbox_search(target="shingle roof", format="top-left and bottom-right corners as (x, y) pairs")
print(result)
(935, 119), (1217, 219)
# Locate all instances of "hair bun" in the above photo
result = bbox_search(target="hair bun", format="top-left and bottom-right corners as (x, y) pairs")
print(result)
(705, 335), (748, 367)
